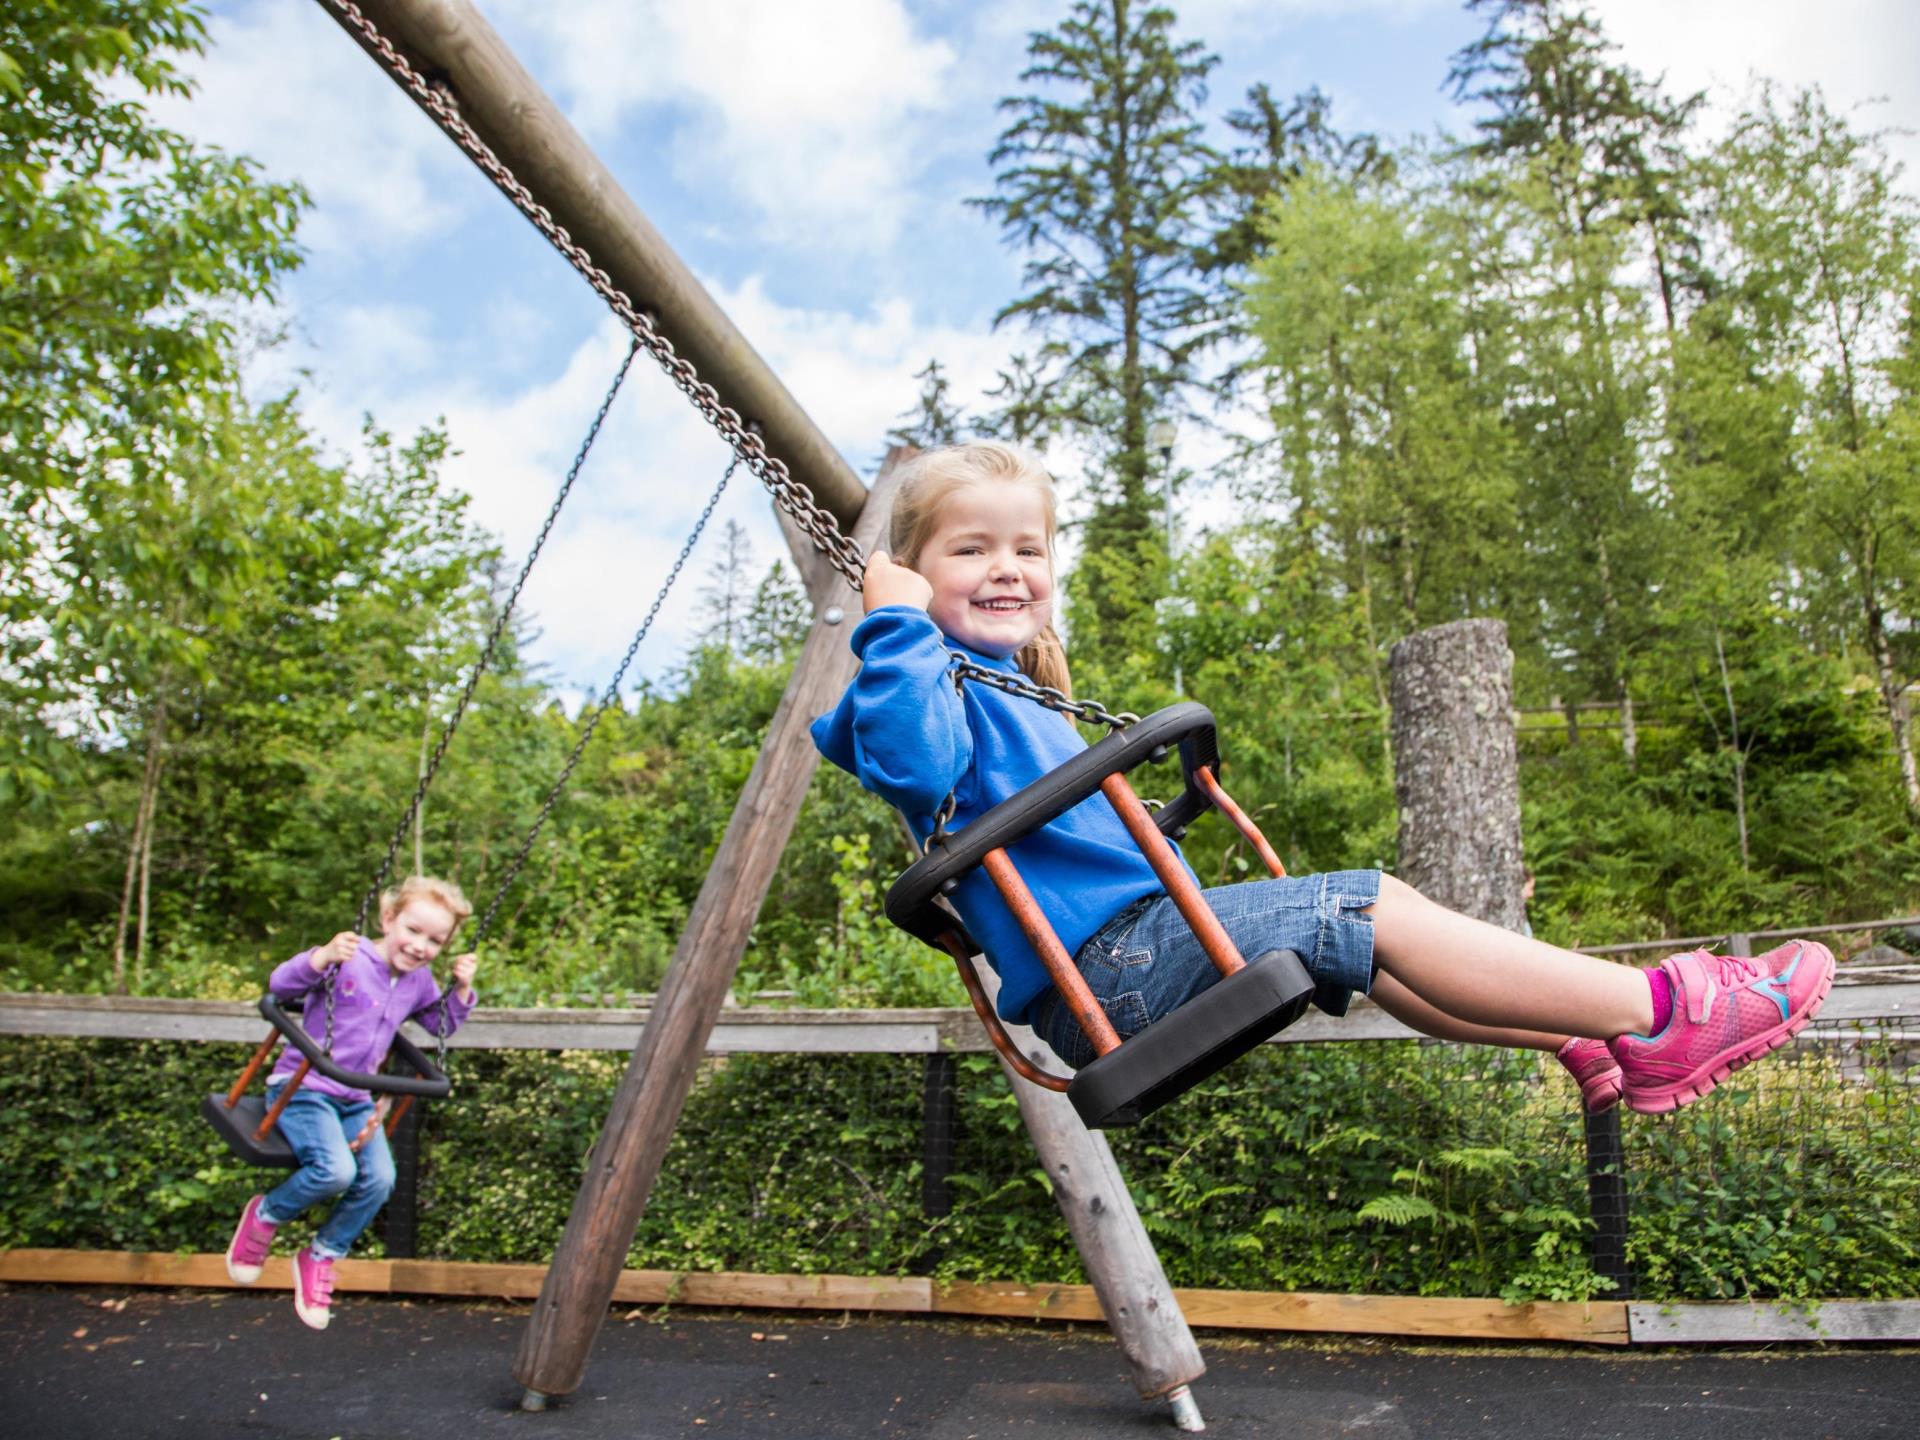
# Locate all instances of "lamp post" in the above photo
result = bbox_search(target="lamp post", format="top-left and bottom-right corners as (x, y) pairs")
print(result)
(1148, 419), (1178, 560)
(1147, 419), (1182, 697)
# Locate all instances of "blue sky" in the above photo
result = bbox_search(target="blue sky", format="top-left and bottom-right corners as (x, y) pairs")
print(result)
(155, 1), (1919, 699)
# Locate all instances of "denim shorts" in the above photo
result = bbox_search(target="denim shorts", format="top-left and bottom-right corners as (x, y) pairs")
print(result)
(1030, 870), (1381, 1070)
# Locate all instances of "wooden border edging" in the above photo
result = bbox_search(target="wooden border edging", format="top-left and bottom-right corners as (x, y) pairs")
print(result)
(19, 1250), (1919, 1345)
(0, 1249), (1628, 1345)
(1627, 1300), (1920, 1344)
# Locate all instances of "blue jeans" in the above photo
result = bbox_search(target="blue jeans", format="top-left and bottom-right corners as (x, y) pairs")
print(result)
(1030, 870), (1381, 1070)
(257, 1086), (396, 1260)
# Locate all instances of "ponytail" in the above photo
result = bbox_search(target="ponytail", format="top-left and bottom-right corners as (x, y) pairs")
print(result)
(1016, 623), (1072, 697)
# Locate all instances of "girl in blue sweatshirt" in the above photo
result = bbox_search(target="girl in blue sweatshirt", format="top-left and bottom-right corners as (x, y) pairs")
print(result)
(810, 442), (1833, 1116)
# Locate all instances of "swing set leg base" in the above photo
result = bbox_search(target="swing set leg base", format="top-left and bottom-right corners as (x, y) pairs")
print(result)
(1166, 1383), (1205, 1432)
(519, 1388), (551, 1413)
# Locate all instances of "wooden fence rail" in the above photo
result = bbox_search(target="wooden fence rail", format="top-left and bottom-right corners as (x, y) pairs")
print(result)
(2, 978), (1913, 1053)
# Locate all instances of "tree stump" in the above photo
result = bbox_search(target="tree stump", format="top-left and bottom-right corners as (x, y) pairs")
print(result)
(1388, 619), (1525, 931)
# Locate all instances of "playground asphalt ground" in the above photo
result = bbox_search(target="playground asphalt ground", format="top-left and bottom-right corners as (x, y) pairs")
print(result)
(3, 1286), (1916, 1440)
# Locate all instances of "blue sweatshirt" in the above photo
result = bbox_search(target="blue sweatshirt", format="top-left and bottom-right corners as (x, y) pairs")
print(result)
(810, 607), (1184, 1024)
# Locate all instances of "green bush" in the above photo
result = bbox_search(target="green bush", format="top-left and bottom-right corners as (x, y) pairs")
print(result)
(4, 1030), (1914, 1304)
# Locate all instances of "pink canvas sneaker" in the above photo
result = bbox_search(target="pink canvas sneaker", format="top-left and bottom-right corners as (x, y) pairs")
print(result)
(1610, 940), (1835, 1115)
(292, 1247), (336, 1330)
(1555, 1037), (1623, 1113)
(224, 1194), (277, 1284)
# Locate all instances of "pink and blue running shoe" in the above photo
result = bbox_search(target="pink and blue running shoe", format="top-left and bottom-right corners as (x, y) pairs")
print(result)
(1555, 1037), (1623, 1113)
(1609, 940), (1835, 1115)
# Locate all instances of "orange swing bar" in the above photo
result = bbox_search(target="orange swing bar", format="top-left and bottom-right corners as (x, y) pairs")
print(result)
(203, 997), (451, 1169)
(888, 703), (1314, 1127)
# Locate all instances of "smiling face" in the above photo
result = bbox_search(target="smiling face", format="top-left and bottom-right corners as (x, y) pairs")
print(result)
(377, 898), (459, 974)
(914, 480), (1054, 658)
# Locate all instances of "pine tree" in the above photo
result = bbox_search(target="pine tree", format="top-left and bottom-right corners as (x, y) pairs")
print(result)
(1448, 0), (1705, 328)
(741, 561), (811, 664)
(886, 358), (970, 453)
(1200, 84), (1387, 281)
(696, 519), (755, 655)
(978, 352), (1059, 447)
(1446, 0), (1703, 762)
(973, 0), (1219, 665)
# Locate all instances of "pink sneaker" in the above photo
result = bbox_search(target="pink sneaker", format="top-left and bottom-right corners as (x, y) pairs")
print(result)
(1555, 1037), (1623, 1113)
(292, 1247), (336, 1330)
(224, 1194), (277, 1284)
(1610, 940), (1835, 1115)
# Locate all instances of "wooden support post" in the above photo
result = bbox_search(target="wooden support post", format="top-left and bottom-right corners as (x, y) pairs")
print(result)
(511, 462), (904, 1405)
(965, 957), (1207, 1409)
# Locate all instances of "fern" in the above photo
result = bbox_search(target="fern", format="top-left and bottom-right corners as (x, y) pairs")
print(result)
(1358, 1193), (1439, 1226)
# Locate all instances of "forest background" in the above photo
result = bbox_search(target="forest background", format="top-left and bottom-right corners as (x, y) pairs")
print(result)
(6, 0), (1920, 1009)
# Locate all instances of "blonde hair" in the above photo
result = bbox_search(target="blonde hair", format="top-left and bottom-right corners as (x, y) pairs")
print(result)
(379, 875), (473, 931)
(887, 441), (1072, 695)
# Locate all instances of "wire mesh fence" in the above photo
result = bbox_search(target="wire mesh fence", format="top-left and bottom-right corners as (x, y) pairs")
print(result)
(394, 1012), (1917, 1302)
(2, 980), (1914, 1304)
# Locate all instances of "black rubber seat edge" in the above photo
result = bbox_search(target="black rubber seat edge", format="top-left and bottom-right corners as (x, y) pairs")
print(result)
(200, 1093), (301, 1168)
(256, 995), (453, 1098)
(1066, 949), (1315, 1128)
(886, 702), (1222, 951)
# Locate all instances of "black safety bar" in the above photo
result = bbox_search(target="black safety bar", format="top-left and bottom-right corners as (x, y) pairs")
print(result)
(885, 702), (1223, 950)
(258, 995), (452, 1098)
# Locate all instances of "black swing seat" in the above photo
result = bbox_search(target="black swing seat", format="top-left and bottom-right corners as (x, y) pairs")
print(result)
(886, 702), (1317, 1128)
(203, 995), (452, 1168)
(201, 1093), (302, 1169)
(1066, 948), (1314, 1128)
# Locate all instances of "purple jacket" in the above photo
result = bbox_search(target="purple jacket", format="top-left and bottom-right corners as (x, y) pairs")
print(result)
(267, 937), (475, 1103)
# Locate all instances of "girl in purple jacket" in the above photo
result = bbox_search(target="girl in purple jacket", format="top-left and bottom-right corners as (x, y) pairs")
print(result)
(223, 876), (480, 1329)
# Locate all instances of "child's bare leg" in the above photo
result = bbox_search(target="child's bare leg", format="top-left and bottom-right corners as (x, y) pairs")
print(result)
(1367, 971), (1569, 1052)
(1365, 874), (1653, 1040)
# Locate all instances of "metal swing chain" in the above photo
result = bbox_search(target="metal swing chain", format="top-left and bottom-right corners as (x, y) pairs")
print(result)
(321, 2), (1141, 888)
(400, 454), (740, 1072)
(946, 657), (1139, 731)
(322, 338), (638, 1061)
(351, 336), (643, 942)
(320, 0), (866, 595)
(467, 453), (741, 951)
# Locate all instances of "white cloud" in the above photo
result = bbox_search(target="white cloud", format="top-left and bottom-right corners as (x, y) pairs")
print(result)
(714, 277), (1012, 452)
(1588, 1), (1920, 188)
(148, 3), (475, 255)
(492, 0), (958, 251)
(273, 276), (1024, 695)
